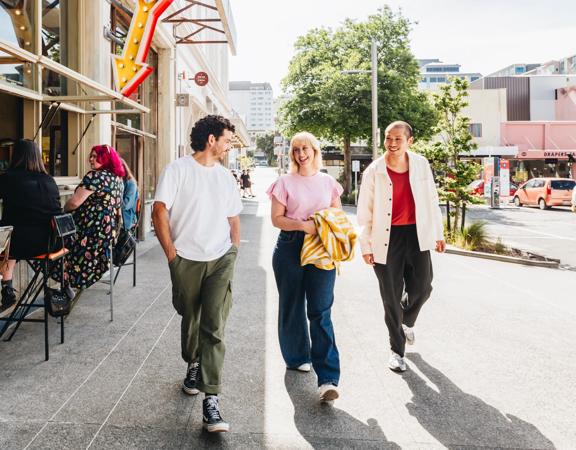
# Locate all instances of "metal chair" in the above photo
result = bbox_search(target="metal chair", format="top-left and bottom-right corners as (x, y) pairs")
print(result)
(0, 215), (76, 361)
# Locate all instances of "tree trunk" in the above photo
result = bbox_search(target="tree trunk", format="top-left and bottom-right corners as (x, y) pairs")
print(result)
(461, 203), (467, 233)
(343, 136), (352, 195)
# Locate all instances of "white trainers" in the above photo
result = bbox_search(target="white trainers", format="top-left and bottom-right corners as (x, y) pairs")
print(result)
(296, 363), (311, 372)
(388, 352), (407, 372)
(403, 325), (415, 345)
(318, 384), (339, 402)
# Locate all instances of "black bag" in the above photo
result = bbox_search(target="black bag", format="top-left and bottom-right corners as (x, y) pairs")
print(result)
(113, 229), (136, 266)
(44, 287), (71, 317)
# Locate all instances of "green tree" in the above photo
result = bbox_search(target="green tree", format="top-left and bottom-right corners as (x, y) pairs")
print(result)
(255, 132), (275, 165)
(279, 7), (437, 194)
(414, 77), (481, 234)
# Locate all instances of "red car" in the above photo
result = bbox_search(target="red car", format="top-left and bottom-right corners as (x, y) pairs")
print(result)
(467, 180), (518, 196)
(513, 178), (576, 209)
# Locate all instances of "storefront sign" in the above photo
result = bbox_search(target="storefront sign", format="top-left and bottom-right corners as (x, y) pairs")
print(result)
(112, 0), (174, 97)
(543, 150), (576, 158)
(194, 72), (209, 86)
(483, 158), (494, 198)
(500, 159), (510, 197)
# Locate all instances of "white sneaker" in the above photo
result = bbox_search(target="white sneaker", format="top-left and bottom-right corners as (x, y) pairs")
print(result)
(388, 352), (407, 372)
(403, 325), (415, 345)
(318, 384), (339, 402)
(296, 363), (311, 372)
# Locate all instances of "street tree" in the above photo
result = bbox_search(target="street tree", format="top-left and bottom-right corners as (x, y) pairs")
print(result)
(414, 77), (481, 234)
(255, 132), (275, 165)
(279, 7), (437, 194)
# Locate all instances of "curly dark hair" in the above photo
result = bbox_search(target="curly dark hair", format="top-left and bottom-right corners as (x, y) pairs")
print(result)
(190, 115), (236, 152)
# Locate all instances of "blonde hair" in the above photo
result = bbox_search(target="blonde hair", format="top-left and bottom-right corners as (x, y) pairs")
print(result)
(289, 131), (323, 174)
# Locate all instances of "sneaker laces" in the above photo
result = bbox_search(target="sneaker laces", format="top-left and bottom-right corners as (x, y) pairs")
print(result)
(186, 362), (199, 382)
(205, 396), (223, 422)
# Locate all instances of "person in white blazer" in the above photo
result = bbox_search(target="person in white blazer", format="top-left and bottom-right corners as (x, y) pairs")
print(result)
(357, 121), (445, 373)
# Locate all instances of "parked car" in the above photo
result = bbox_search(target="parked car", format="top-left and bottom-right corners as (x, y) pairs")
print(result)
(467, 180), (518, 197)
(513, 178), (576, 209)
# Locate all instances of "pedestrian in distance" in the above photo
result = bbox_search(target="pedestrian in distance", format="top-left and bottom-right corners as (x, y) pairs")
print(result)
(152, 115), (242, 433)
(240, 169), (254, 198)
(357, 121), (446, 373)
(267, 131), (344, 403)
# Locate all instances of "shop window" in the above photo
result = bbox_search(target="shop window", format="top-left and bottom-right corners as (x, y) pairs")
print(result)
(0, 1), (36, 89)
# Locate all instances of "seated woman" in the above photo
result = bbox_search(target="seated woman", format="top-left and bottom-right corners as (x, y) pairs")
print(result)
(63, 145), (125, 289)
(0, 139), (62, 311)
(120, 158), (139, 231)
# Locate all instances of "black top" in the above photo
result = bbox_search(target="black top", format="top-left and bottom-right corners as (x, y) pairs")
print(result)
(0, 169), (62, 258)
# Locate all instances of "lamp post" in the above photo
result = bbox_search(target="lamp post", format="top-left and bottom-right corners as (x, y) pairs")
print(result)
(341, 39), (379, 161)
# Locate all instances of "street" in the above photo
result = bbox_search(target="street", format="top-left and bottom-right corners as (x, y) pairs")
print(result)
(0, 167), (575, 449)
(464, 203), (576, 267)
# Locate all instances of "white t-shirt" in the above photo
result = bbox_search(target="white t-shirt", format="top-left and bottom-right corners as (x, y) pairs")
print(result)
(154, 156), (243, 261)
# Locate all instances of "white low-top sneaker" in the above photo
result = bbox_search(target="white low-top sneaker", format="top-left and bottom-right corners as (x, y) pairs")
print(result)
(388, 352), (407, 372)
(318, 384), (339, 402)
(296, 363), (311, 372)
(403, 325), (415, 345)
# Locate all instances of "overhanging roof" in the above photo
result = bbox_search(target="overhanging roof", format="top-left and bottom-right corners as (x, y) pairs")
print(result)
(0, 38), (150, 115)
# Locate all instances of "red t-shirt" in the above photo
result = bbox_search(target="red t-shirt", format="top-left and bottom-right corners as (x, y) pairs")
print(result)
(387, 167), (416, 225)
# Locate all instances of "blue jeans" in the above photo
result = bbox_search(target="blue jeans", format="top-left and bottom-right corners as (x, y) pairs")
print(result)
(272, 230), (340, 386)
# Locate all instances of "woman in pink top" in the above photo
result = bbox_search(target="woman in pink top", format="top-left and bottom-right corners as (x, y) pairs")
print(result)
(267, 131), (343, 403)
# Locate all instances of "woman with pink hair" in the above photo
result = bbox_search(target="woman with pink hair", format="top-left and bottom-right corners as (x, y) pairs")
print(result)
(62, 145), (125, 289)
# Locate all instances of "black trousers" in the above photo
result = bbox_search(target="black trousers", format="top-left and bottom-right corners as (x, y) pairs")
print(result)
(373, 224), (433, 357)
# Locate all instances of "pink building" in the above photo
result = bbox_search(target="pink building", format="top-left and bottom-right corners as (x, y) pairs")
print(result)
(501, 121), (576, 180)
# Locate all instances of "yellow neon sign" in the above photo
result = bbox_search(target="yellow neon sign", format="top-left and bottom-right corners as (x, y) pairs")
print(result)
(112, 0), (174, 97)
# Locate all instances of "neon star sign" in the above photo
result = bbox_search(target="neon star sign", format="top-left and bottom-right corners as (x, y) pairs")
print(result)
(112, 0), (174, 97)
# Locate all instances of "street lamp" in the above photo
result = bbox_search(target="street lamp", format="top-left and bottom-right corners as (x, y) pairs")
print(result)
(341, 39), (378, 161)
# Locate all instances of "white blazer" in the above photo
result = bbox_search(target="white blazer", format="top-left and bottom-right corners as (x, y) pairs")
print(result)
(357, 151), (444, 264)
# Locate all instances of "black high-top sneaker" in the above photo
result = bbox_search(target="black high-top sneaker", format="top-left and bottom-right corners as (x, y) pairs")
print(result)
(202, 396), (229, 433)
(0, 285), (17, 311)
(182, 362), (200, 395)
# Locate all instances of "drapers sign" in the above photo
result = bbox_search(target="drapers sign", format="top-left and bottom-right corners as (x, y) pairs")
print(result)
(543, 150), (576, 158)
(112, 0), (174, 97)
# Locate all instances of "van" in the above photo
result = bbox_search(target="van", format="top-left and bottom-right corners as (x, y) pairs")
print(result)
(513, 178), (576, 209)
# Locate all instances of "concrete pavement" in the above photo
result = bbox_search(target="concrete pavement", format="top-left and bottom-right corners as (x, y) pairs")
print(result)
(0, 167), (575, 449)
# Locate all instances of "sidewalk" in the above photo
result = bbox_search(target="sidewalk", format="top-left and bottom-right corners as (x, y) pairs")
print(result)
(0, 192), (575, 448)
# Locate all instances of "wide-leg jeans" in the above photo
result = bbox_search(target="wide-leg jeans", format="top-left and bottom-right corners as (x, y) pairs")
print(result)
(272, 230), (340, 387)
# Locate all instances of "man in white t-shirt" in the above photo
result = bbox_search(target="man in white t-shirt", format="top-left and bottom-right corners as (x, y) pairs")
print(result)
(152, 115), (242, 433)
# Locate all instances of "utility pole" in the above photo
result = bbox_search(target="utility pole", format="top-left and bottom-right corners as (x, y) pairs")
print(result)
(371, 39), (378, 161)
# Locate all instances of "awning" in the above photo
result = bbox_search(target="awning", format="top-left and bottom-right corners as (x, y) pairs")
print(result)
(0, 38), (150, 115)
(468, 146), (519, 157)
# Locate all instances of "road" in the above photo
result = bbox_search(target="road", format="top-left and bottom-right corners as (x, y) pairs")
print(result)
(465, 203), (576, 267)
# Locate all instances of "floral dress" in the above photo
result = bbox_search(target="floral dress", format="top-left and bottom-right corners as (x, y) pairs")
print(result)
(66, 170), (123, 289)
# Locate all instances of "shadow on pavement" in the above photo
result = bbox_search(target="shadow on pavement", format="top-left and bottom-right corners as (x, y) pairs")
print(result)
(284, 370), (400, 449)
(404, 352), (555, 449)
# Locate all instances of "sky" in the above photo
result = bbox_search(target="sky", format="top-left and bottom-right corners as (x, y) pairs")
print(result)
(228, 0), (576, 96)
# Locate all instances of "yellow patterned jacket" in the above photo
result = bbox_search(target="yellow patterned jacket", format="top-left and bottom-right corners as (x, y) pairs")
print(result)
(300, 207), (357, 272)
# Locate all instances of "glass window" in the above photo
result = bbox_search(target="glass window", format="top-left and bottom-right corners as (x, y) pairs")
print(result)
(551, 180), (575, 190)
(469, 123), (482, 137)
(0, 1), (36, 89)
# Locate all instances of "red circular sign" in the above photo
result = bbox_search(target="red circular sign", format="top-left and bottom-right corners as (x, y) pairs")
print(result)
(194, 72), (209, 86)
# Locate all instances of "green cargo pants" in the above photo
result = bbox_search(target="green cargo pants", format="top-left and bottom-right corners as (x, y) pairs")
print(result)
(169, 245), (238, 394)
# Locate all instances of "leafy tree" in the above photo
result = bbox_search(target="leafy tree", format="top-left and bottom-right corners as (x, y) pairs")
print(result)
(255, 132), (275, 165)
(413, 77), (481, 234)
(279, 7), (437, 193)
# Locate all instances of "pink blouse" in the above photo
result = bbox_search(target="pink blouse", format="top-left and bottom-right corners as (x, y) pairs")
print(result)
(266, 172), (343, 221)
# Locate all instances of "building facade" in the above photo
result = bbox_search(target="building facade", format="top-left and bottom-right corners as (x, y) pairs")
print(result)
(228, 81), (274, 144)
(0, 0), (247, 237)
(418, 59), (482, 92)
